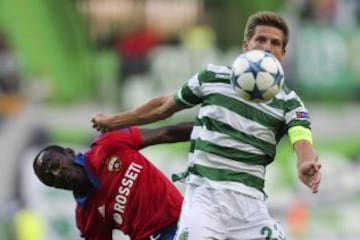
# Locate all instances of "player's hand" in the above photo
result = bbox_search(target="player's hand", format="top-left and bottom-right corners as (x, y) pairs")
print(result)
(298, 160), (321, 193)
(91, 113), (110, 132)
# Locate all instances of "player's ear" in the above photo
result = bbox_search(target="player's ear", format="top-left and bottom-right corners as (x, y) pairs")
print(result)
(64, 147), (75, 156)
(242, 40), (248, 51)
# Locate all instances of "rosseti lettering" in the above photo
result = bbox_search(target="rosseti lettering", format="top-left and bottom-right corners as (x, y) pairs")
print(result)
(113, 162), (143, 225)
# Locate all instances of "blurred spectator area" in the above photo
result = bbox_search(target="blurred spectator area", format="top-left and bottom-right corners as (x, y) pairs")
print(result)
(281, 0), (360, 102)
(0, 0), (359, 106)
(78, 0), (205, 108)
(0, 0), (359, 107)
(0, 0), (94, 103)
(0, 29), (23, 123)
(79, 0), (202, 43)
(77, 0), (287, 109)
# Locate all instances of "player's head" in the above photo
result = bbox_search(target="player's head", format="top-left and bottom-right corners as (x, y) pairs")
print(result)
(33, 145), (91, 194)
(243, 11), (289, 61)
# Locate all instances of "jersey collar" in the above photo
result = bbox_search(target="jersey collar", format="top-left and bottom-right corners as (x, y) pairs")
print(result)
(73, 153), (100, 208)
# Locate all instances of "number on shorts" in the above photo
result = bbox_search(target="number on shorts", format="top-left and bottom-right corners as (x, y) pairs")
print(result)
(260, 226), (286, 240)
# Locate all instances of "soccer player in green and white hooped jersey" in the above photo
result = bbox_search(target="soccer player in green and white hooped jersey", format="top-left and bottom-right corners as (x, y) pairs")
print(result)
(91, 11), (321, 240)
(173, 63), (306, 200)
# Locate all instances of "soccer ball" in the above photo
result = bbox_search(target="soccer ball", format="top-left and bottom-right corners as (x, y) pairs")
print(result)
(230, 50), (284, 102)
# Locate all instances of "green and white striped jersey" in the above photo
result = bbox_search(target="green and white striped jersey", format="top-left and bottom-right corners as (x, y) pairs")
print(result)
(174, 64), (311, 199)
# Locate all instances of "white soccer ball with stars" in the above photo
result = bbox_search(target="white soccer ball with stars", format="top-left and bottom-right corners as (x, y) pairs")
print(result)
(230, 50), (284, 102)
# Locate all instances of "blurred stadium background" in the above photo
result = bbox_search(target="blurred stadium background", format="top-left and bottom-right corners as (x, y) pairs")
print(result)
(0, 0), (360, 239)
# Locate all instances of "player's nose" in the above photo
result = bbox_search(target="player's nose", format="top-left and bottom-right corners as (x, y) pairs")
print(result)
(262, 42), (271, 52)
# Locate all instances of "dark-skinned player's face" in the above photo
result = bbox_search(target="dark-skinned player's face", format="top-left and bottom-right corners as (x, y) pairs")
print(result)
(243, 25), (286, 61)
(34, 149), (89, 192)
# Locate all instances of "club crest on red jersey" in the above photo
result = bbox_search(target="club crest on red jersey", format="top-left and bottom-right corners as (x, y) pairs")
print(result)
(104, 156), (122, 172)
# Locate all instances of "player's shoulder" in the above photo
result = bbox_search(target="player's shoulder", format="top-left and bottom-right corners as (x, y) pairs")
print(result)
(271, 84), (309, 112)
(277, 83), (302, 100)
(196, 64), (231, 84)
(205, 63), (231, 75)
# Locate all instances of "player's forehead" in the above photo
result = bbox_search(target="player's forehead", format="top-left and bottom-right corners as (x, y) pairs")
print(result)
(35, 150), (57, 168)
(252, 25), (284, 41)
(36, 151), (47, 167)
(34, 151), (55, 185)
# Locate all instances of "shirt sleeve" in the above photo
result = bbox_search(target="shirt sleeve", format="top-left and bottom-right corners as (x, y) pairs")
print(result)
(284, 93), (311, 131)
(128, 126), (143, 149)
(174, 71), (204, 107)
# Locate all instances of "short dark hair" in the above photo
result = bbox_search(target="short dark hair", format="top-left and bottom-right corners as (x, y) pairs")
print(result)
(244, 11), (289, 50)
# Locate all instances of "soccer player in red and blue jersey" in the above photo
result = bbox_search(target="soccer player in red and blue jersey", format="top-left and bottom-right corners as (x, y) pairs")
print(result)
(33, 122), (193, 240)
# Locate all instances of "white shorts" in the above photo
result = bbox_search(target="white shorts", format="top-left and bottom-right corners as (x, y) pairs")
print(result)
(174, 184), (287, 240)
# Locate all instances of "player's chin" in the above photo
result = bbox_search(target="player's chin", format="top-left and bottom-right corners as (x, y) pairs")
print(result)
(54, 182), (70, 190)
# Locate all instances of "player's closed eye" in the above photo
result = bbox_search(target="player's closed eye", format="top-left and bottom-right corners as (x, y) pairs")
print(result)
(256, 37), (266, 43)
(271, 39), (281, 47)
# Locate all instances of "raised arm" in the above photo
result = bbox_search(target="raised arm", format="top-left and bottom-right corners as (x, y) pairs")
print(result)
(139, 122), (193, 148)
(91, 95), (186, 132)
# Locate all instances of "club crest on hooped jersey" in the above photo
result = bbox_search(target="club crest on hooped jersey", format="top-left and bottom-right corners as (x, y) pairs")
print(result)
(104, 156), (122, 172)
